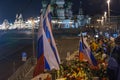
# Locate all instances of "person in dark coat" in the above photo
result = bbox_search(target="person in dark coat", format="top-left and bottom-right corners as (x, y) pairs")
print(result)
(107, 35), (120, 80)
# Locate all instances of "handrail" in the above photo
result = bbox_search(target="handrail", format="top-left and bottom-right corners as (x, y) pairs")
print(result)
(8, 57), (36, 80)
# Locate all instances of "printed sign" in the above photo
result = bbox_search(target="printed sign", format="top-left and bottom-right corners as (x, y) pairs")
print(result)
(22, 52), (27, 61)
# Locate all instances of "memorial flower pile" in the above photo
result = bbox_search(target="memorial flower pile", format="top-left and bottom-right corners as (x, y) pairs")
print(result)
(58, 52), (108, 80)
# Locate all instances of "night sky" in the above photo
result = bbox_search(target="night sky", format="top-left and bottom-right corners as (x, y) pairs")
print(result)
(0, 0), (120, 24)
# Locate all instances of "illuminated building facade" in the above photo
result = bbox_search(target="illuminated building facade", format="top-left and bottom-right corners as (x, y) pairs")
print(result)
(42, 0), (91, 28)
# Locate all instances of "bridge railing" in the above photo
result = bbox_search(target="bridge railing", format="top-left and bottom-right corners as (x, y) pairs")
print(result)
(8, 57), (36, 80)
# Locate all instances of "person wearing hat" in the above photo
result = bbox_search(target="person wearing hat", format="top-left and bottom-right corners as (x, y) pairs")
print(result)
(107, 35), (120, 80)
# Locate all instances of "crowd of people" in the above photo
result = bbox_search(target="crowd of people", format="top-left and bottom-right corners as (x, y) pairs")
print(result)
(57, 35), (120, 80)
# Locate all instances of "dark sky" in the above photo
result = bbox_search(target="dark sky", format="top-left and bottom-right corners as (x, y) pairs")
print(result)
(0, 0), (42, 23)
(81, 0), (120, 16)
(0, 0), (120, 23)
(71, 0), (120, 16)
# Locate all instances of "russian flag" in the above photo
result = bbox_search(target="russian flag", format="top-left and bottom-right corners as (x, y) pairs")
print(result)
(79, 40), (87, 61)
(33, 5), (60, 77)
(33, 13), (44, 77)
(79, 37), (97, 66)
(43, 4), (61, 65)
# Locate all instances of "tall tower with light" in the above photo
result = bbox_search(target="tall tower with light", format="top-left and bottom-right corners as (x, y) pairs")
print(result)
(107, 0), (110, 23)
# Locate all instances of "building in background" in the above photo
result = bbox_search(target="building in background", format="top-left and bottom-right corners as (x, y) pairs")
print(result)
(13, 14), (25, 29)
(42, 0), (91, 29)
(0, 0), (91, 30)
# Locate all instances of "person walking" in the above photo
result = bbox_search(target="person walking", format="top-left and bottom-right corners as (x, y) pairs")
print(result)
(107, 35), (120, 80)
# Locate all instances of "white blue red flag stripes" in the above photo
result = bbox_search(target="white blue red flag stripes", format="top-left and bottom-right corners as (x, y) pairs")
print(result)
(79, 37), (97, 66)
(33, 14), (44, 77)
(79, 40), (87, 61)
(43, 4), (61, 65)
(33, 5), (60, 77)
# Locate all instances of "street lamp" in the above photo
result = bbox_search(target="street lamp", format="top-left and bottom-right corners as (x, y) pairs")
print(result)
(31, 18), (35, 57)
(28, 18), (35, 57)
(101, 16), (104, 25)
(107, 0), (110, 23)
(104, 11), (107, 23)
